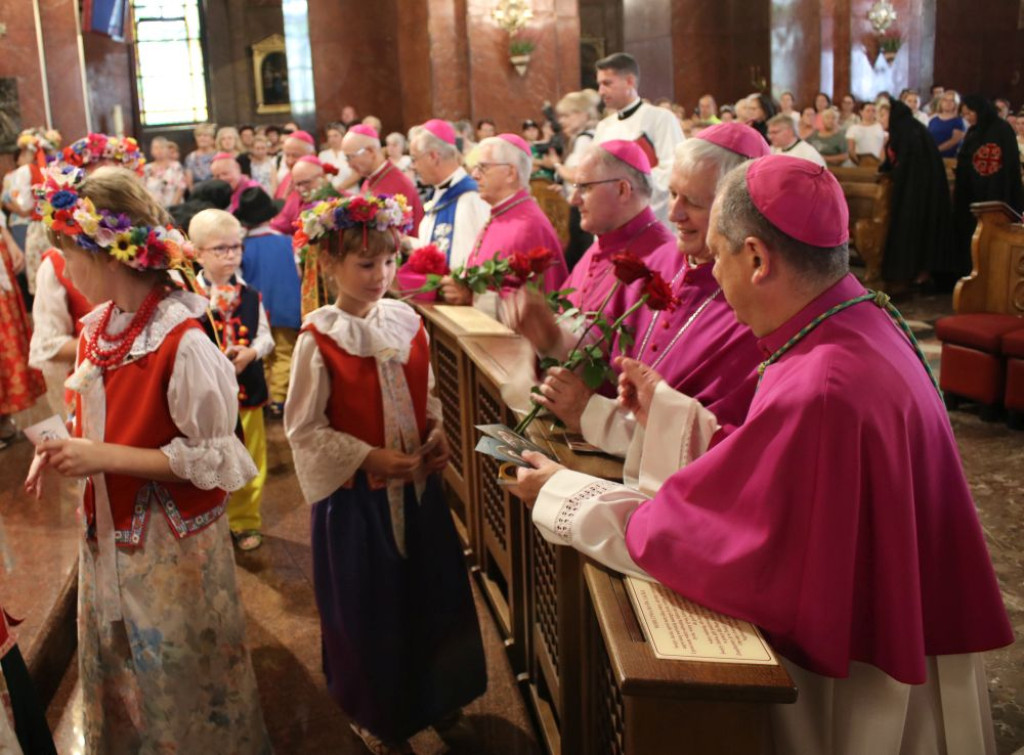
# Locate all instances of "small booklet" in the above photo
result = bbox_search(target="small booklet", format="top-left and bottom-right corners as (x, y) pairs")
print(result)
(22, 415), (70, 445)
(625, 576), (778, 665)
(474, 423), (557, 468)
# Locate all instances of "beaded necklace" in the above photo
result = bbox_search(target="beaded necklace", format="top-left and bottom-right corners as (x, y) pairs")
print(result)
(84, 286), (165, 369)
(756, 290), (940, 394)
(466, 194), (532, 266)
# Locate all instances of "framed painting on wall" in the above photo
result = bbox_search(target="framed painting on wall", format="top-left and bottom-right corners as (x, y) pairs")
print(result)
(252, 34), (291, 115)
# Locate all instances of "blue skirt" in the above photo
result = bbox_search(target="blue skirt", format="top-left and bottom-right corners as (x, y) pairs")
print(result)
(311, 474), (487, 741)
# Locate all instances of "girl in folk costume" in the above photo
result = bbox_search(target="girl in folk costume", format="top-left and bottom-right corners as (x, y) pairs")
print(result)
(189, 209), (274, 551)
(24, 166), (271, 754)
(0, 211), (46, 446)
(285, 194), (486, 755)
(30, 134), (146, 418)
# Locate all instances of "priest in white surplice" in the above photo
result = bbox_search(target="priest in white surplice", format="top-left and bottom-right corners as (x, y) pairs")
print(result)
(592, 52), (684, 226)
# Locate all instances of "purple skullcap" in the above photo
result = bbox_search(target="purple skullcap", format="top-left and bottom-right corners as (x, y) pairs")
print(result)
(746, 155), (849, 247)
(497, 133), (531, 155)
(697, 122), (770, 159)
(289, 130), (315, 146)
(599, 139), (651, 174)
(348, 124), (379, 140)
(422, 119), (456, 145)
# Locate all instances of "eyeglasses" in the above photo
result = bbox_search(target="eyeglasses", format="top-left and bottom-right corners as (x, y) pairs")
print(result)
(202, 243), (243, 258)
(344, 147), (369, 161)
(472, 162), (512, 174)
(570, 177), (625, 195)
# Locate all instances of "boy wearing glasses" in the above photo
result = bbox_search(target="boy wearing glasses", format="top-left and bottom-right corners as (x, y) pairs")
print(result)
(189, 209), (274, 551)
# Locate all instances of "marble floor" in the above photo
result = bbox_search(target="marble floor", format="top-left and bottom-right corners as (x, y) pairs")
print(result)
(0, 288), (1020, 754)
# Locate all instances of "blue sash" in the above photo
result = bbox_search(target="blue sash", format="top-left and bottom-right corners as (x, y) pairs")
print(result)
(425, 175), (478, 264)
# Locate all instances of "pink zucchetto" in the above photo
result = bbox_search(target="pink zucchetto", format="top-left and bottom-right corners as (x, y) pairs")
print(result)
(746, 154), (849, 247)
(211, 152), (237, 163)
(696, 122), (770, 159)
(289, 130), (315, 146)
(348, 124), (379, 140)
(296, 155), (339, 175)
(422, 119), (456, 145)
(599, 140), (651, 175)
(497, 133), (531, 155)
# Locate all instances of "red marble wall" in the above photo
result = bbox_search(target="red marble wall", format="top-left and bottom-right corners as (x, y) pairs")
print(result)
(307, 0), (405, 133)
(934, 0), (1024, 105)
(464, 0), (581, 132)
(671, 0), (772, 112)
(0, 0), (90, 141)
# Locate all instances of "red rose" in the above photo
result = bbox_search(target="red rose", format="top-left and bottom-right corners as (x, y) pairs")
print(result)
(642, 272), (677, 311)
(507, 251), (533, 279)
(293, 229), (310, 250)
(347, 196), (376, 223)
(612, 252), (652, 284)
(527, 246), (554, 275)
(408, 244), (449, 275)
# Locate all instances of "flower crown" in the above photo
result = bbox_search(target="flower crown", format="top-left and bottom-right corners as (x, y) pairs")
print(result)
(35, 165), (192, 272)
(295, 193), (412, 252)
(62, 133), (145, 175)
(17, 128), (62, 155)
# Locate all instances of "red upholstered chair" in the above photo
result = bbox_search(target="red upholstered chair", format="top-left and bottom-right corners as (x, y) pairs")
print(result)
(936, 202), (1024, 420)
(1003, 328), (1024, 430)
(936, 315), (1024, 419)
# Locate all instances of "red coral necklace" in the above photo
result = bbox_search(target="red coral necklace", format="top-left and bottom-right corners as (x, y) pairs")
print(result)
(85, 286), (165, 369)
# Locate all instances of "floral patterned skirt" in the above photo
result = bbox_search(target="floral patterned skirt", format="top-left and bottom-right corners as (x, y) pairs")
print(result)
(78, 511), (271, 755)
(0, 241), (44, 416)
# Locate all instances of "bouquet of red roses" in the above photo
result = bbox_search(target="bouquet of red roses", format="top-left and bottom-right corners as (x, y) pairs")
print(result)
(397, 245), (561, 303)
(514, 251), (676, 434)
(394, 244), (450, 301)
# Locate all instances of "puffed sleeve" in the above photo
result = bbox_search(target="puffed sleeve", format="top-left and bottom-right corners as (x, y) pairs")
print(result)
(284, 330), (375, 502)
(29, 256), (75, 368)
(161, 328), (258, 491)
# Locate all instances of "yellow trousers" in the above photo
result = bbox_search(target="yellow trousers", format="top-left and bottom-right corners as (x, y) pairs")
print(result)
(265, 327), (298, 404)
(228, 407), (266, 533)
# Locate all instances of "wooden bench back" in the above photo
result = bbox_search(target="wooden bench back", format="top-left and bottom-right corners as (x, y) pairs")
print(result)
(830, 167), (891, 284)
(953, 202), (1024, 315)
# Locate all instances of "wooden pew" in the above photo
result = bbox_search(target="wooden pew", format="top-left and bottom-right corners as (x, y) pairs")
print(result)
(953, 202), (1024, 316)
(829, 166), (892, 286)
(420, 302), (797, 753)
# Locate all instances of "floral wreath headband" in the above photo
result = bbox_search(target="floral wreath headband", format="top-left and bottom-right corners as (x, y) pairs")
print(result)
(294, 193), (413, 256)
(62, 133), (145, 175)
(35, 165), (192, 272)
(17, 128), (62, 155)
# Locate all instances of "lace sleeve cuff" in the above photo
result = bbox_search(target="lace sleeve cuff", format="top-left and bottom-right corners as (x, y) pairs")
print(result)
(291, 430), (374, 503)
(532, 469), (651, 579)
(161, 435), (258, 492)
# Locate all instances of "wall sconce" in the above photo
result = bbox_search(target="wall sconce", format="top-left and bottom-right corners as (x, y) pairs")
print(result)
(491, 0), (535, 76)
(867, 0), (898, 33)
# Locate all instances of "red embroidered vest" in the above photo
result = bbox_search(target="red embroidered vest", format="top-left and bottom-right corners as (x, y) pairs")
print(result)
(76, 319), (227, 548)
(43, 249), (92, 336)
(305, 323), (430, 450)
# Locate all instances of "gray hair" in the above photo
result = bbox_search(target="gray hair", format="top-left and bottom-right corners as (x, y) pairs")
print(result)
(715, 163), (849, 283)
(588, 144), (652, 198)
(478, 136), (531, 190)
(412, 127), (461, 162)
(386, 131), (407, 150)
(766, 113), (796, 132)
(674, 138), (750, 192)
